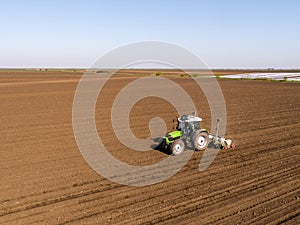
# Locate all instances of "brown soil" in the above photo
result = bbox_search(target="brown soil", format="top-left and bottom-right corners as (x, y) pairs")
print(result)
(0, 71), (299, 224)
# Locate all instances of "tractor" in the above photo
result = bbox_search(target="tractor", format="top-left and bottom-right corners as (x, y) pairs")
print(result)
(160, 114), (235, 155)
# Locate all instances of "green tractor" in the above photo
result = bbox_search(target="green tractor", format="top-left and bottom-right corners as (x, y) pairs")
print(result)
(160, 114), (235, 155)
(161, 114), (209, 155)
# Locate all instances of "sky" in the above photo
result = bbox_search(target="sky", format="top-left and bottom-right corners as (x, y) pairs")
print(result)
(0, 0), (299, 69)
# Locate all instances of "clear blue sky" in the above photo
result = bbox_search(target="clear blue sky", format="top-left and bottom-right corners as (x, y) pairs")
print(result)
(0, 0), (299, 68)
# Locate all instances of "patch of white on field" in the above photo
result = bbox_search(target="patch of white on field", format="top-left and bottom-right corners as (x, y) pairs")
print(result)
(221, 73), (300, 81)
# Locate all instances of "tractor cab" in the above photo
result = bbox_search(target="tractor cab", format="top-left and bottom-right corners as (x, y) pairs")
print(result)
(177, 115), (202, 135)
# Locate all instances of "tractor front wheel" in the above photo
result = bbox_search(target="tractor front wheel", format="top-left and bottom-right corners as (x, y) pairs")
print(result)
(193, 131), (209, 151)
(171, 139), (185, 156)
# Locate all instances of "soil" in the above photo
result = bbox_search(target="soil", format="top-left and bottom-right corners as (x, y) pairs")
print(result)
(0, 71), (299, 224)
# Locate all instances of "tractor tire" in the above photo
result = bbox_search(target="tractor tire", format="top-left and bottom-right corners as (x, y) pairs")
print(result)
(171, 139), (185, 156)
(193, 131), (209, 151)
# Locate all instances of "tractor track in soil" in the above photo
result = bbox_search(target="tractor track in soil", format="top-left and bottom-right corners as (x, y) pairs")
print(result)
(0, 73), (299, 224)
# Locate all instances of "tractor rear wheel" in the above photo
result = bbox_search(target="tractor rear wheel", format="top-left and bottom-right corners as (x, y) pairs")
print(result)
(171, 139), (185, 156)
(193, 131), (209, 151)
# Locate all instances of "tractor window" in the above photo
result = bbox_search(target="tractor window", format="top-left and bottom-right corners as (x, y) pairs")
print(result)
(193, 122), (200, 130)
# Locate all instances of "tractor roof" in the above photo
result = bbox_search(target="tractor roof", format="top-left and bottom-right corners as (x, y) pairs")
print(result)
(178, 115), (202, 122)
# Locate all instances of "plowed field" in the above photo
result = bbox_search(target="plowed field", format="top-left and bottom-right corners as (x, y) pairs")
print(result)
(1, 71), (299, 224)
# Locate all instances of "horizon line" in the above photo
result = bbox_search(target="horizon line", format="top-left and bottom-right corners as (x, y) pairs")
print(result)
(1, 68), (300, 71)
